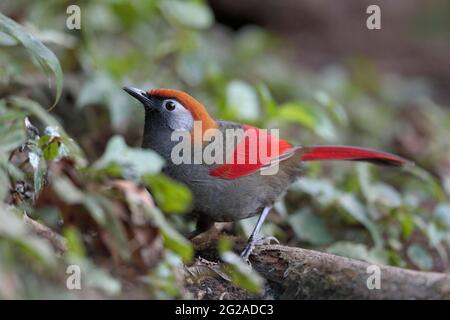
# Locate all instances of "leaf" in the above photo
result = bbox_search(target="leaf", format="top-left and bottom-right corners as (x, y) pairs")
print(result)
(443, 176), (450, 196)
(77, 74), (132, 128)
(144, 206), (193, 262)
(291, 177), (383, 247)
(39, 127), (70, 161)
(277, 102), (335, 139)
(327, 241), (386, 264)
(226, 80), (260, 121)
(256, 83), (277, 117)
(0, 30), (18, 45)
(0, 120), (25, 153)
(400, 213), (415, 239)
(143, 174), (192, 214)
(39, 135), (59, 160)
(405, 165), (446, 201)
(9, 97), (86, 166)
(372, 183), (403, 209)
(337, 194), (383, 248)
(63, 226), (86, 258)
(435, 203), (450, 228)
(0, 12), (63, 108)
(290, 178), (337, 205)
(218, 239), (264, 294)
(145, 252), (184, 299)
(407, 244), (433, 270)
(314, 90), (348, 125)
(94, 135), (165, 178)
(0, 206), (56, 266)
(288, 208), (333, 245)
(52, 176), (85, 204)
(159, 0), (214, 29)
(0, 168), (9, 202)
(83, 262), (122, 296)
(27, 144), (47, 197)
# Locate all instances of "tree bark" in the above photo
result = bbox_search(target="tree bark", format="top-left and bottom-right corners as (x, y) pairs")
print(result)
(247, 244), (450, 299)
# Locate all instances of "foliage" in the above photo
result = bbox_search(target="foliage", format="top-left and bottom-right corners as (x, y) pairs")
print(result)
(0, 0), (449, 299)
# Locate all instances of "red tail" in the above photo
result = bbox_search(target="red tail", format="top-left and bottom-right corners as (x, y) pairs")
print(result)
(301, 146), (409, 166)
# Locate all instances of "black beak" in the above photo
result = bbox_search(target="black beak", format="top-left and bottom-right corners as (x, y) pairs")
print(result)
(123, 86), (154, 108)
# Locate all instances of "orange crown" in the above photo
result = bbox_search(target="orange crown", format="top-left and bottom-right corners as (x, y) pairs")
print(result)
(148, 89), (218, 137)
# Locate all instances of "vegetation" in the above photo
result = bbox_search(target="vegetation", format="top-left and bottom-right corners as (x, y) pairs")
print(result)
(0, 1), (449, 298)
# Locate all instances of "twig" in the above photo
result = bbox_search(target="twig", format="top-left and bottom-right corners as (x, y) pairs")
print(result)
(23, 214), (67, 254)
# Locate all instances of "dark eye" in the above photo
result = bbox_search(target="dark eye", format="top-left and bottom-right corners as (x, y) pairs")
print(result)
(164, 100), (176, 111)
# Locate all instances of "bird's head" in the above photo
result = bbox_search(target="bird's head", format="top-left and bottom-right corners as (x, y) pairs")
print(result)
(123, 87), (217, 137)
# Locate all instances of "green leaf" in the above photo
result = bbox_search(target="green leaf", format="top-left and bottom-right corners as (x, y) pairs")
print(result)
(0, 12), (63, 108)
(435, 203), (450, 228)
(290, 178), (337, 205)
(226, 80), (260, 121)
(0, 30), (18, 45)
(83, 262), (122, 296)
(218, 239), (264, 294)
(405, 165), (446, 201)
(160, 0), (214, 29)
(63, 226), (86, 258)
(144, 174), (192, 214)
(9, 97), (86, 166)
(288, 208), (333, 245)
(52, 176), (85, 204)
(256, 83), (277, 117)
(0, 120), (25, 153)
(39, 127), (70, 161)
(277, 102), (335, 139)
(337, 194), (383, 248)
(94, 135), (165, 178)
(0, 168), (9, 201)
(145, 252), (184, 299)
(39, 135), (59, 161)
(327, 241), (386, 264)
(77, 74), (133, 128)
(314, 90), (348, 125)
(407, 244), (433, 270)
(372, 183), (403, 208)
(0, 206), (56, 266)
(400, 213), (415, 239)
(52, 176), (107, 226)
(144, 206), (193, 262)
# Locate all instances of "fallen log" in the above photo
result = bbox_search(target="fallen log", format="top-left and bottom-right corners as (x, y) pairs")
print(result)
(241, 244), (450, 299)
(189, 229), (450, 300)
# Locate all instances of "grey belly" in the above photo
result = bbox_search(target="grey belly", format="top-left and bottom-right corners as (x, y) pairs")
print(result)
(163, 163), (298, 222)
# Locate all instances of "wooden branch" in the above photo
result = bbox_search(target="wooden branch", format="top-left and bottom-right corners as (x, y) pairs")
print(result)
(23, 214), (67, 254)
(189, 231), (450, 299)
(249, 244), (450, 299)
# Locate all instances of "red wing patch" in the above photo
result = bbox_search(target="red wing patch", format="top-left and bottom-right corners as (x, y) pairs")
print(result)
(209, 125), (293, 179)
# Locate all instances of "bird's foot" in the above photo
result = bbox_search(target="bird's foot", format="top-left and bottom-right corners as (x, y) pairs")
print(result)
(240, 236), (279, 261)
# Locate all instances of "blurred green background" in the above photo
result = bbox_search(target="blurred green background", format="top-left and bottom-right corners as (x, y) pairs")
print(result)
(1, 0), (450, 299)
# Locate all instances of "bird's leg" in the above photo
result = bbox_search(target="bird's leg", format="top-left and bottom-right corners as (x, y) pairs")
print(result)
(187, 218), (214, 240)
(240, 206), (273, 260)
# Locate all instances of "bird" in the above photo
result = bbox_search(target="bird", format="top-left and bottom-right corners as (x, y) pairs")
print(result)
(123, 87), (411, 260)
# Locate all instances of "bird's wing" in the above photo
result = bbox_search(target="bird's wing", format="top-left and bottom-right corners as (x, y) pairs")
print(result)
(209, 125), (294, 179)
(209, 124), (411, 180)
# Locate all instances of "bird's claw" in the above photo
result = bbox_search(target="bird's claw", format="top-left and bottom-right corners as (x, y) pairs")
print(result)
(255, 236), (279, 246)
(240, 235), (279, 261)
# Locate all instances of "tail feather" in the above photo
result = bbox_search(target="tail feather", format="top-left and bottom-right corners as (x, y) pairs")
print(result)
(301, 145), (410, 166)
